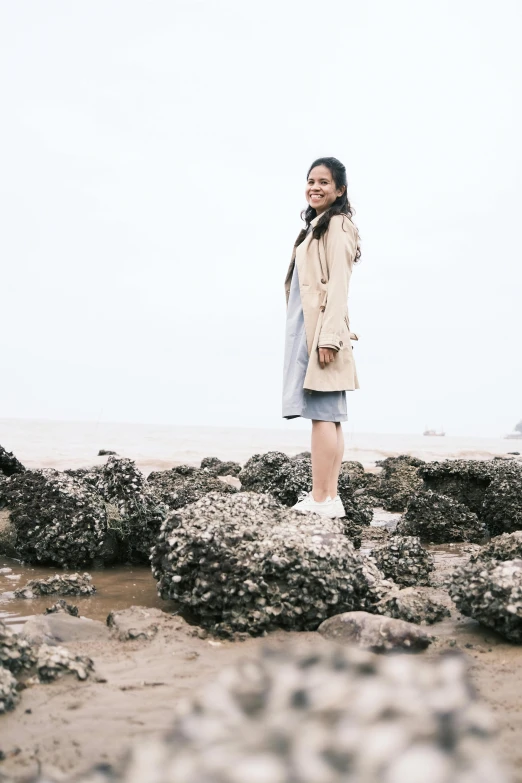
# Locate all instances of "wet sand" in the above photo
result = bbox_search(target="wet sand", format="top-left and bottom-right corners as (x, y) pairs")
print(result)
(1, 524), (521, 781)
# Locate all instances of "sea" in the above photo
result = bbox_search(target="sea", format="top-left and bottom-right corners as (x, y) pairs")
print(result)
(0, 418), (520, 475)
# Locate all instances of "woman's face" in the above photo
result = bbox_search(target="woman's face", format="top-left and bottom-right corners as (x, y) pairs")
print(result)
(305, 165), (345, 214)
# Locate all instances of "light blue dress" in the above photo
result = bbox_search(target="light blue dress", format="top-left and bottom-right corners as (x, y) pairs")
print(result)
(282, 263), (347, 422)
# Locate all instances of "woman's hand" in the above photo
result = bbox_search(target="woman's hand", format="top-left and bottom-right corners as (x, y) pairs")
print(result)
(318, 347), (337, 368)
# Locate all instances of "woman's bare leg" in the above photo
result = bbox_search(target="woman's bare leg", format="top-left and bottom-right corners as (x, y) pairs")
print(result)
(311, 420), (337, 502)
(328, 423), (345, 499)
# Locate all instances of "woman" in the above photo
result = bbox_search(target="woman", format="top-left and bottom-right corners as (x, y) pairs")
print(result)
(282, 156), (360, 518)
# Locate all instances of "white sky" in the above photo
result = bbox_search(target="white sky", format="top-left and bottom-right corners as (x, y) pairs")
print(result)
(1, 0), (521, 437)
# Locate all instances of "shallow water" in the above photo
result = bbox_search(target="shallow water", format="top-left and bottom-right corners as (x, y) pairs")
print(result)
(0, 556), (177, 630)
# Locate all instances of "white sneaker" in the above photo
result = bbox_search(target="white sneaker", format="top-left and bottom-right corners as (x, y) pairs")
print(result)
(291, 492), (338, 518)
(329, 495), (346, 518)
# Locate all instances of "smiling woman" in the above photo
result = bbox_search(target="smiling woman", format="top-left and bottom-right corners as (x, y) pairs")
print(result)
(282, 157), (361, 519)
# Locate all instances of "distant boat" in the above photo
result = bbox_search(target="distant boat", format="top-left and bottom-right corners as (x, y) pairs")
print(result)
(423, 425), (446, 436)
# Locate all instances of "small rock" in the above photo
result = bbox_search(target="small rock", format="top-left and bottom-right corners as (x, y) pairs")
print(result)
(107, 606), (165, 641)
(45, 599), (79, 616)
(0, 620), (37, 674)
(376, 586), (450, 625)
(20, 614), (109, 646)
(36, 644), (94, 682)
(15, 573), (96, 599)
(98, 449), (118, 456)
(370, 534), (434, 586)
(318, 610), (433, 652)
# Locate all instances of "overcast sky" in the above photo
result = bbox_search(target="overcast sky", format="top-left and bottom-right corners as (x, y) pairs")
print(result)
(1, 0), (521, 437)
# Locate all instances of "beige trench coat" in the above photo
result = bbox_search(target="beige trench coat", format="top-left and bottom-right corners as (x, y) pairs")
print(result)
(284, 212), (360, 392)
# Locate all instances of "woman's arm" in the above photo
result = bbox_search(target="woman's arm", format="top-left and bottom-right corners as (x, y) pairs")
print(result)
(318, 215), (358, 351)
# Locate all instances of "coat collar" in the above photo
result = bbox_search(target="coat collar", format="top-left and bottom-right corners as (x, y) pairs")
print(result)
(310, 209), (330, 228)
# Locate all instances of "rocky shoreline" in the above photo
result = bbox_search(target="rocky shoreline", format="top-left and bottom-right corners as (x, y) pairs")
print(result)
(1, 445), (522, 781)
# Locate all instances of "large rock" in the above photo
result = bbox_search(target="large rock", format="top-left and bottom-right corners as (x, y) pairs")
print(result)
(448, 558), (522, 642)
(0, 444), (26, 477)
(0, 667), (19, 714)
(152, 492), (385, 637)
(0, 620), (37, 674)
(481, 462), (522, 535)
(420, 459), (495, 514)
(375, 586), (451, 625)
(19, 614), (109, 646)
(396, 489), (488, 543)
(370, 534), (434, 586)
(148, 464), (237, 511)
(2, 469), (119, 567)
(239, 451), (372, 526)
(318, 610), (432, 652)
(200, 456), (242, 477)
(90, 456), (168, 562)
(14, 572), (96, 599)
(375, 455), (424, 511)
(49, 644), (506, 782)
(471, 531), (522, 564)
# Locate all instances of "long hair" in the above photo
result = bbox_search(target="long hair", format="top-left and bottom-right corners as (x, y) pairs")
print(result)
(295, 156), (361, 262)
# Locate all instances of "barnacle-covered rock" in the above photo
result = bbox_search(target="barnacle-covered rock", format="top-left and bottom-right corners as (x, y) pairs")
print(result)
(448, 558), (522, 642)
(376, 586), (451, 625)
(148, 464), (237, 511)
(2, 469), (119, 567)
(15, 572), (95, 599)
(375, 455), (424, 512)
(0, 507), (18, 556)
(0, 666), (19, 714)
(36, 643), (94, 682)
(481, 462), (522, 535)
(0, 444), (26, 477)
(200, 456), (242, 477)
(91, 457), (169, 562)
(370, 534), (434, 586)
(45, 599), (79, 616)
(48, 644), (505, 783)
(420, 459), (496, 515)
(0, 620), (37, 674)
(318, 610), (433, 651)
(471, 531), (522, 564)
(239, 452), (372, 526)
(396, 489), (488, 543)
(152, 492), (385, 637)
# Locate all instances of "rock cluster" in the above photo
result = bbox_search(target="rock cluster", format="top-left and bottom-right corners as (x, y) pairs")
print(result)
(448, 558), (522, 642)
(14, 573), (95, 599)
(0, 667), (19, 714)
(374, 454), (424, 511)
(35, 643), (94, 682)
(0, 620), (37, 674)
(200, 456), (242, 477)
(152, 492), (385, 637)
(238, 451), (372, 527)
(2, 469), (118, 567)
(370, 534), (434, 586)
(318, 611), (432, 652)
(397, 489), (488, 543)
(376, 586), (451, 625)
(148, 464), (237, 511)
(0, 445), (26, 477)
(45, 644), (506, 782)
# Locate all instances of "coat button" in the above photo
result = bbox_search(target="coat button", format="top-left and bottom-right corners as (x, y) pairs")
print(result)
(321, 278), (327, 284)
(320, 306), (325, 312)
(339, 341), (343, 347)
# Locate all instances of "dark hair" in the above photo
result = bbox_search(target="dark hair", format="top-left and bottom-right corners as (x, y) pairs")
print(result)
(295, 156), (361, 261)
